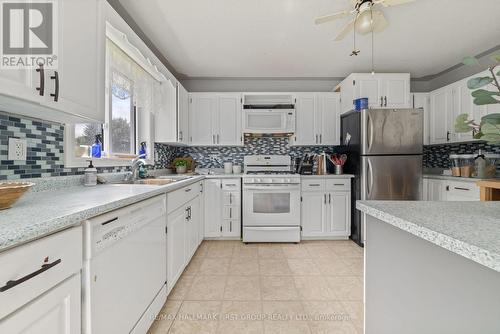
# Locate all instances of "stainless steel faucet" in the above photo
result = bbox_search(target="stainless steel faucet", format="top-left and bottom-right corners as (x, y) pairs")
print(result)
(125, 154), (152, 181)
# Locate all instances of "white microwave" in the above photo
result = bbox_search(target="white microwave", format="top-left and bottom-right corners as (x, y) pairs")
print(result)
(243, 109), (295, 134)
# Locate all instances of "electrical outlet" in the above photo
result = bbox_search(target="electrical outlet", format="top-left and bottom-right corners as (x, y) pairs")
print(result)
(8, 138), (27, 161)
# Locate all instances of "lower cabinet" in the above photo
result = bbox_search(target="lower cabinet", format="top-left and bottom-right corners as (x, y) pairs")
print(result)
(301, 178), (351, 239)
(0, 274), (81, 334)
(204, 178), (241, 239)
(166, 182), (203, 293)
(423, 177), (479, 201)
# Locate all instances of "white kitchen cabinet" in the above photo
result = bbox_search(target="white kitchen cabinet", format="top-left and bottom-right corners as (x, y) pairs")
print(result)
(154, 80), (178, 143)
(189, 93), (242, 146)
(185, 196), (200, 261)
(167, 204), (187, 292)
(430, 87), (452, 144)
(0, 227), (82, 332)
(339, 73), (410, 113)
(301, 192), (326, 237)
(411, 93), (430, 145)
(178, 83), (190, 145)
(0, 274), (81, 334)
(0, 0), (105, 123)
(204, 179), (223, 237)
(424, 178), (479, 201)
(425, 178), (446, 201)
(301, 178), (351, 239)
(293, 92), (340, 146)
(204, 178), (241, 239)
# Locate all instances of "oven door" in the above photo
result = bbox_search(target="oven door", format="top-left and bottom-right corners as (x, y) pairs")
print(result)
(243, 184), (300, 226)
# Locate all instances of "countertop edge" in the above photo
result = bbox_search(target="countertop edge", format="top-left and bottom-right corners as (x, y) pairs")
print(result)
(356, 201), (500, 273)
(0, 176), (205, 253)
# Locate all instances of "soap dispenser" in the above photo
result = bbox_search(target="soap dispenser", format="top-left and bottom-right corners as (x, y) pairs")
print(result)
(139, 141), (147, 158)
(91, 135), (102, 158)
(84, 160), (98, 186)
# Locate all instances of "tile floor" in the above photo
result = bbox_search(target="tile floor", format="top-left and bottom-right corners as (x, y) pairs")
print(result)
(148, 240), (364, 334)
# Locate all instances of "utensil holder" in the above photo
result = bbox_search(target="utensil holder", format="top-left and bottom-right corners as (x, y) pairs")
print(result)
(334, 165), (343, 175)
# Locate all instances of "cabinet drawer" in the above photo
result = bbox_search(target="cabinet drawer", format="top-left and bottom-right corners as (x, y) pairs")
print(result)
(167, 183), (200, 213)
(0, 226), (82, 319)
(301, 179), (325, 192)
(223, 206), (240, 220)
(325, 179), (351, 191)
(446, 181), (479, 201)
(222, 179), (241, 190)
(223, 191), (240, 206)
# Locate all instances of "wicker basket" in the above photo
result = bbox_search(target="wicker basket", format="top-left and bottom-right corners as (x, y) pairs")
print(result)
(0, 182), (34, 210)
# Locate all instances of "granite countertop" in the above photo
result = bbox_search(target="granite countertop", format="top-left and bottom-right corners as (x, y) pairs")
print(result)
(356, 201), (500, 272)
(0, 176), (204, 253)
(423, 174), (494, 183)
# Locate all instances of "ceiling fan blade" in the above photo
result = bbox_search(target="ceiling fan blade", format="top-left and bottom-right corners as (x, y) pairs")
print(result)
(375, 0), (415, 7)
(314, 10), (352, 25)
(334, 19), (355, 41)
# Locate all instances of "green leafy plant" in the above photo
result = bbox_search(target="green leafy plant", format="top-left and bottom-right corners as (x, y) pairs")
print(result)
(174, 160), (188, 167)
(454, 54), (500, 144)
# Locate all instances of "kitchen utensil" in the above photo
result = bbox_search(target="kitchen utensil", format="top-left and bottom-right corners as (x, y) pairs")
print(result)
(0, 182), (34, 210)
(334, 165), (343, 175)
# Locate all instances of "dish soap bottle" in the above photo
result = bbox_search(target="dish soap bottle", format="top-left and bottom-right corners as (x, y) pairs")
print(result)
(139, 141), (147, 158)
(91, 135), (102, 158)
(84, 160), (97, 186)
(139, 165), (147, 179)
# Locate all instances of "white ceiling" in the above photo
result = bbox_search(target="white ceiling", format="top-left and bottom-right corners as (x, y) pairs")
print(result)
(119, 0), (500, 79)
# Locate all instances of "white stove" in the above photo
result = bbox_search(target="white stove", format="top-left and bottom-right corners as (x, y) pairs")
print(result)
(242, 155), (301, 243)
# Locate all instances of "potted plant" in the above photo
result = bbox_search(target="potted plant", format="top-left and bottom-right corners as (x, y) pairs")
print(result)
(454, 55), (500, 144)
(174, 159), (188, 174)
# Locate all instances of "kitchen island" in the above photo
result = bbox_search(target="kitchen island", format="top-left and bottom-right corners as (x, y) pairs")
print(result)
(357, 201), (500, 334)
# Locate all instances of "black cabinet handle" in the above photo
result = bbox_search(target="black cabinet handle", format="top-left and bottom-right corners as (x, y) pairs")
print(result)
(50, 71), (59, 102)
(0, 259), (62, 292)
(101, 217), (118, 226)
(185, 188), (191, 192)
(329, 194), (331, 203)
(35, 64), (44, 96)
(454, 187), (470, 191)
(384, 96), (387, 107)
(380, 96), (383, 107)
(446, 131), (450, 142)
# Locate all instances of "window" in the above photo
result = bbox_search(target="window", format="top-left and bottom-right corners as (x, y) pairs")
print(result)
(66, 29), (168, 167)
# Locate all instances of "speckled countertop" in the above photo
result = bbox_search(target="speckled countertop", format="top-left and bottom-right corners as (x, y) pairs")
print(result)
(356, 201), (500, 272)
(0, 176), (204, 253)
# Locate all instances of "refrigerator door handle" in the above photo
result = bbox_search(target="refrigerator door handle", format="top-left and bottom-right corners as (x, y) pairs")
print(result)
(367, 158), (374, 197)
(367, 112), (374, 152)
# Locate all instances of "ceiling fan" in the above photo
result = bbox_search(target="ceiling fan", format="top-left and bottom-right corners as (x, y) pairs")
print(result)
(315, 0), (415, 41)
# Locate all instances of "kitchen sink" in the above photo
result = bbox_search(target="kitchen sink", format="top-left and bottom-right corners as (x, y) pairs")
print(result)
(110, 177), (191, 186)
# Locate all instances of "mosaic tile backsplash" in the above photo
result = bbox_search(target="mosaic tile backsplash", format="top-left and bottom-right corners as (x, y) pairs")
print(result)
(0, 111), (166, 181)
(423, 142), (500, 169)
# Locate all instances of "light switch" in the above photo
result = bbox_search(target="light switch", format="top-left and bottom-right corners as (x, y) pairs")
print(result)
(8, 138), (27, 161)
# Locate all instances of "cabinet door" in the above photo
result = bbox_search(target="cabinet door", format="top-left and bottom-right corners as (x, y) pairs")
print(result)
(42, 0), (103, 122)
(301, 192), (326, 237)
(354, 75), (380, 108)
(204, 179), (222, 237)
(189, 94), (216, 145)
(178, 83), (189, 144)
(293, 93), (318, 145)
(155, 80), (177, 143)
(186, 197), (200, 261)
(412, 93), (430, 145)
(430, 88), (451, 144)
(222, 220), (240, 238)
(451, 81), (474, 142)
(325, 192), (350, 237)
(217, 94), (242, 146)
(167, 206), (186, 292)
(319, 93), (340, 145)
(340, 76), (355, 114)
(0, 274), (80, 334)
(380, 74), (410, 108)
(427, 179), (445, 201)
(0, 67), (40, 105)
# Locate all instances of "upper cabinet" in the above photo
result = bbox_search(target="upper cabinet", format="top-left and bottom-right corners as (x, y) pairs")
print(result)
(339, 73), (411, 113)
(177, 84), (190, 145)
(427, 69), (500, 145)
(189, 93), (243, 146)
(293, 92), (340, 146)
(0, 0), (105, 123)
(411, 93), (430, 145)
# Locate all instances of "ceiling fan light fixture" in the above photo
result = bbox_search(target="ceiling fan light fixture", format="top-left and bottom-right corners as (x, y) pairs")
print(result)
(354, 9), (374, 34)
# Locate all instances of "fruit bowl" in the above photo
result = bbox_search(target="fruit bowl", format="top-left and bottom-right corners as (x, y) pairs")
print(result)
(0, 182), (34, 210)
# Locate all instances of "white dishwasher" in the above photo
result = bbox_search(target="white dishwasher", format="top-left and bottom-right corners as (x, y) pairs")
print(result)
(83, 195), (167, 334)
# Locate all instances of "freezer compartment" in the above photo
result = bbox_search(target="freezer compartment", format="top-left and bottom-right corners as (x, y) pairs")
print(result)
(361, 109), (423, 155)
(361, 155), (422, 200)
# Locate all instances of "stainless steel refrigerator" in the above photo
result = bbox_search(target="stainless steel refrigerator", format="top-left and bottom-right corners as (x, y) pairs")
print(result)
(340, 108), (423, 246)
